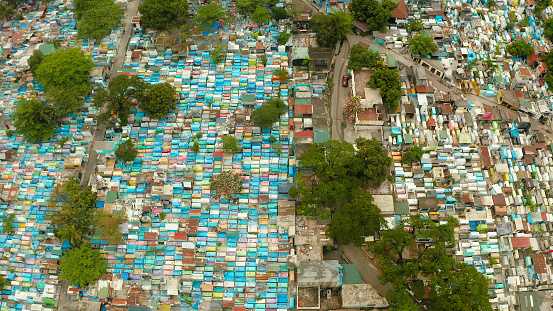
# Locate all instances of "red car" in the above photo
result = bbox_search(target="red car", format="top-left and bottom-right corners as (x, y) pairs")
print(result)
(342, 75), (349, 87)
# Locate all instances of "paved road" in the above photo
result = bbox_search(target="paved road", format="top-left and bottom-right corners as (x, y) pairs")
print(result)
(81, 0), (140, 187)
(331, 40), (350, 140)
(339, 244), (394, 297)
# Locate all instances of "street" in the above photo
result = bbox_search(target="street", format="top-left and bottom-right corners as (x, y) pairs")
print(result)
(81, 0), (140, 187)
(331, 39), (350, 140)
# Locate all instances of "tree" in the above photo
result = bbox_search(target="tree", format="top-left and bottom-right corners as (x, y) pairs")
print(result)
(210, 45), (226, 64)
(367, 67), (402, 111)
(49, 178), (97, 235)
(401, 145), (424, 165)
(543, 19), (553, 41)
(73, 0), (101, 20)
(140, 82), (177, 119)
(222, 135), (240, 154)
(13, 98), (57, 143)
(0, 3), (14, 21)
(406, 18), (423, 32)
(545, 72), (553, 89)
(355, 137), (392, 188)
(1, 214), (15, 234)
(429, 263), (492, 311)
(195, 2), (227, 31)
(347, 43), (382, 70)
(93, 75), (148, 127)
(93, 210), (127, 244)
(272, 6), (288, 20)
(251, 98), (287, 129)
(55, 225), (86, 247)
(387, 286), (419, 311)
(349, 0), (395, 32)
(115, 139), (138, 162)
(506, 40), (534, 57)
(138, 0), (188, 30)
(35, 47), (94, 115)
(408, 34), (438, 56)
(273, 68), (290, 83)
(235, 0), (264, 15)
(343, 96), (364, 123)
(327, 190), (384, 245)
(252, 7), (271, 24)
(310, 12), (352, 48)
(59, 243), (107, 287)
(28, 49), (44, 76)
(276, 32), (291, 46)
(0, 275), (9, 292)
(77, 1), (124, 41)
(210, 170), (244, 199)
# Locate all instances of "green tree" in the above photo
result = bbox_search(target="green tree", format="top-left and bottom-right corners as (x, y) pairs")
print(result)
(35, 47), (94, 115)
(1, 214), (15, 234)
(401, 145), (424, 165)
(140, 82), (177, 119)
(272, 6), (288, 20)
(115, 139), (138, 162)
(49, 177), (97, 234)
(355, 137), (392, 187)
(387, 286), (419, 311)
(349, 0), (395, 32)
(406, 18), (423, 32)
(28, 49), (44, 76)
(251, 98), (287, 129)
(273, 68), (290, 83)
(545, 72), (553, 89)
(408, 34), (438, 56)
(429, 263), (492, 311)
(0, 275), (9, 291)
(59, 243), (107, 287)
(543, 18), (553, 41)
(367, 67), (402, 110)
(0, 3), (14, 21)
(138, 0), (188, 30)
(195, 2), (227, 31)
(93, 210), (127, 244)
(235, 0), (264, 15)
(191, 140), (200, 153)
(310, 12), (352, 48)
(93, 75), (148, 127)
(13, 98), (57, 143)
(276, 32), (291, 46)
(222, 135), (240, 154)
(252, 7), (271, 24)
(210, 45), (226, 64)
(327, 190), (384, 246)
(210, 170), (244, 199)
(77, 1), (124, 41)
(347, 43), (382, 70)
(506, 40), (534, 57)
(55, 225), (86, 247)
(73, 0), (100, 20)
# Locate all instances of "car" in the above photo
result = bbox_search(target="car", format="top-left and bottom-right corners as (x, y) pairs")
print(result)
(342, 75), (349, 87)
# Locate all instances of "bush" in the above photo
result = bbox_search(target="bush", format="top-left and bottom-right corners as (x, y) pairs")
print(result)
(276, 32), (291, 46)
(251, 98), (287, 129)
(210, 170), (244, 199)
(0, 274), (9, 291)
(343, 96), (364, 123)
(2, 214), (15, 234)
(191, 140), (200, 153)
(222, 135), (240, 154)
(195, 132), (204, 139)
(288, 186), (298, 198)
(5, 130), (12, 137)
(115, 139), (138, 162)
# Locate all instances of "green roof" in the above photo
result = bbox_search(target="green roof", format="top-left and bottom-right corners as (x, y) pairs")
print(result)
(106, 191), (118, 204)
(387, 54), (397, 68)
(404, 133), (413, 144)
(342, 264), (364, 284)
(369, 44), (380, 53)
(294, 98), (311, 105)
(519, 292), (539, 311)
(395, 202), (410, 215)
(242, 94), (255, 103)
(39, 44), (56, 56)
(314, 129), (329, 143)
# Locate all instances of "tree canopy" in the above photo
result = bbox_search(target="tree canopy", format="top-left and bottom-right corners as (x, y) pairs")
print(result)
(77, 0), (124, 41)
(349, 0), (396, 32)
(252, 7), (271, 24)
(13, 98), (57, 143)
(356, 137), (392, 187)
(251, 98), (287, 129)
(195, 2), (227, 31)
(93, 210), (127, 244)
(138, 0), (188, 30)
(28, 49), (44, 76)
(506, 40), (534, 58)
(272, 6), (288, 20)
(273, 68), (290, 83)
(408, 34), (438, 56)
(401, 145), (424, 165)
(326, 190), (385, 245)
(115, 139), (138, 162)
(140, 82), (177, 119)
(310, 12), (352, 48)
(210, 170), (244, 200)
(235, 0), (264, 15)
(222, 135), (240, 154)
(543, 18), (553, 41)
(347, 43), (382, 70)
(93, 75), (148, 127)
(367, 67), (402, 111)
(35, 47), (94, 116)
(59, 243), (107, 287)
(49, 178), (97, 236)
(276, 32), (291, 46)
(210, 45), (226, 64)
(406, 18), (424, 32)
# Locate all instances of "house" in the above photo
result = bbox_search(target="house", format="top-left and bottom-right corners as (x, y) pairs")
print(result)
(297, 260), (340, 288)
(293, 13), (311, 32)
(308, 47), (333, 72)
(415, 67), (428, 87)
(64, 157), (84, 170)
(497, 89), (521, 111)
(390, 0), (409, 26)
(418, 197), (438, 212)
(342, 284), (388, 309)
(90, 66), (107, 88)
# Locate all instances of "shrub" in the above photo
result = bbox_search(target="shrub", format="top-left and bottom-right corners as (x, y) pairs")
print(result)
(343, 96), (364, 123)
(210, 170), (244, 199)
(222, 135), (240, 154)
(115, 139), (138, 162)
